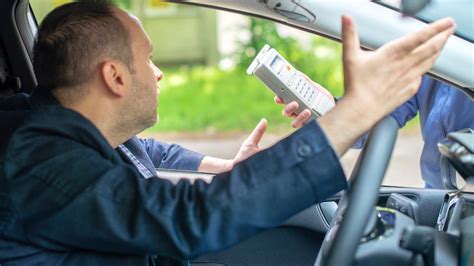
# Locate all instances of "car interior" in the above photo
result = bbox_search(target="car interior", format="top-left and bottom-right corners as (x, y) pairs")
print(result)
(0, 0), (473, 265)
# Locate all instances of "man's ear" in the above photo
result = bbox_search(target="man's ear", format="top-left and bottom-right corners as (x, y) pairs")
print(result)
(100, 60), (131, 97)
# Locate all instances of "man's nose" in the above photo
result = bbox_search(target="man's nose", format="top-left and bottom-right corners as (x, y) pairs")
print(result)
(153, 64), (163, 82)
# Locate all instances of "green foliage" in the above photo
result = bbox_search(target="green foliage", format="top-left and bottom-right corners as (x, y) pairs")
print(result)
(115, 0), (132, 10)
(235, 18), (344, 97)
(30, 0), (131, 23)
(146, 66), (295, 133)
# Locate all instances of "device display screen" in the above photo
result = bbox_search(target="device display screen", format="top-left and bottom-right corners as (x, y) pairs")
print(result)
(270, 56), (285, 74)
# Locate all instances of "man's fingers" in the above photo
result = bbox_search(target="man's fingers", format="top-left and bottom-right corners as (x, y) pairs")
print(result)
(395, 26), (455, 87)
(282, 101), (299, 117)
(291, 110), (311, 128)
(391, 17), (455, 56)
(381, 18), (455, 91)
(274, 96), (284, 104)
(407, 24), (455, 69)
(247, 118), (268, 145)
(402, 50), (447, 89)
(341, 15), (360, 61)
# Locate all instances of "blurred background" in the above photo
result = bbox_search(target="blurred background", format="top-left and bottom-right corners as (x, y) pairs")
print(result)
(30, 0), (424, 187)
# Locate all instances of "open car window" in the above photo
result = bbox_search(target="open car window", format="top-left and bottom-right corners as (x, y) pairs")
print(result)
(28, 1), (472, 191)
(23, 1), (431, 190)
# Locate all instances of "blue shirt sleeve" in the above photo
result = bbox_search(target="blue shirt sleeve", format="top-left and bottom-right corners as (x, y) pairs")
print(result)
(139, 138), (204, 171)
(389, 94), (419, 128)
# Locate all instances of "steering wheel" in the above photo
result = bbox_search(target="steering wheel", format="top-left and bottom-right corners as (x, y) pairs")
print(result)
(315, 116), (399, 266)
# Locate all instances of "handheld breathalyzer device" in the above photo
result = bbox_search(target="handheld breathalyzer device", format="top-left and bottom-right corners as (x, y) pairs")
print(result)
(247, 44), (335, 120)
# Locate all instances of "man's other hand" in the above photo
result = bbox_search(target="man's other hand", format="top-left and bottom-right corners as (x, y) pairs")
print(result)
(233, 118), (268, 164)
(197, 119), (268, 174)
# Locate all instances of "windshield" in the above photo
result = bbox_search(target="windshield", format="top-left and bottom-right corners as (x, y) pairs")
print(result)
(378, 0), (473, 42)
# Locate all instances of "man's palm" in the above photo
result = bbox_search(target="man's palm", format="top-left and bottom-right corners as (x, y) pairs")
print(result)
(234, 119), (268, 164)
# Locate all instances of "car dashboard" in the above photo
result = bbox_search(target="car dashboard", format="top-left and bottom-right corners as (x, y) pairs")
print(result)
(355, 189), (474, 265)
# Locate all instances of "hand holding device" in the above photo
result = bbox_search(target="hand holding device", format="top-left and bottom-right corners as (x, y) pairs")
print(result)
(247, 44), (335, 121)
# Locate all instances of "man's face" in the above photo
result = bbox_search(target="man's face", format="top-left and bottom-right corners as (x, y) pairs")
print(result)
(120, 11), (163, 131)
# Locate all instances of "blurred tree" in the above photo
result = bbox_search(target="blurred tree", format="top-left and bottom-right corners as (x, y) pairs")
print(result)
(52, 0), (70, 7)
(115, 0), (132, 10)
(234, 18), (343, 96)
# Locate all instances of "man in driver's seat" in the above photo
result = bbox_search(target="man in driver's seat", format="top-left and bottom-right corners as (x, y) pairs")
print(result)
(0, 0), (455, 265)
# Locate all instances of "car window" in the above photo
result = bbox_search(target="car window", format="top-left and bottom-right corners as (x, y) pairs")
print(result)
(30, 1), (470, 189)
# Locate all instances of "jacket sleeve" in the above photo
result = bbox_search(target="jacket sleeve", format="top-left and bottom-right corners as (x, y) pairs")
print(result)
(4, 121), (346, 259)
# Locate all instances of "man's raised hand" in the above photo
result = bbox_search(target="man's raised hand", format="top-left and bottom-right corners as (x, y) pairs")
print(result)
(340, 15), (456, 126)
(317, 15), (455, 156)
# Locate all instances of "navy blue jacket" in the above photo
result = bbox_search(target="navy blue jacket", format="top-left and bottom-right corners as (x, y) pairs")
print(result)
(0, 104), (346, 265)
(0, 90), (199, 265)
(31, 88), (205, 174)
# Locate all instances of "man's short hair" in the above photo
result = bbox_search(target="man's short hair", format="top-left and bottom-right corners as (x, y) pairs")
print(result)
(33, 0), (133, 90)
